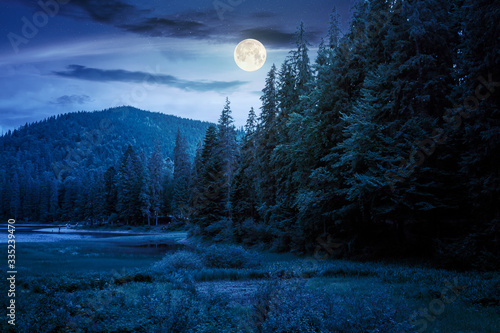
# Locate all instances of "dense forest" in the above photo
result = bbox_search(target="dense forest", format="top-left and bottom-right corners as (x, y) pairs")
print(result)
(0, 107), (212, 224)
(1, 0), (498, 269)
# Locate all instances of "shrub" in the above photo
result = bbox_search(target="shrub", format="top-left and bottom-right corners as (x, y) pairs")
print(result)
(205, 219), (235, 243)
(200, 244), (260, 269)
(240, 219), (274, 246)
(153, 250), (202, 272)
(114, 272), (153, 285)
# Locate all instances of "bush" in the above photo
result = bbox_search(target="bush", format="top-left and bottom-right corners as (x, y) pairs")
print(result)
(114, 272), (153, 285)
(153, 250), (202, 272)
(200, 244), (260, 269)
(205, 219), (235, 243)
(240, 219), (274, 246)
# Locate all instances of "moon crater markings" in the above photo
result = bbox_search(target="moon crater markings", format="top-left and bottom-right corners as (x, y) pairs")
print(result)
(234, 39), (267, 72)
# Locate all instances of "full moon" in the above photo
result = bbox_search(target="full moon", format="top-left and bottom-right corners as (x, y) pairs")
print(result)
(234, 39), (267, 72)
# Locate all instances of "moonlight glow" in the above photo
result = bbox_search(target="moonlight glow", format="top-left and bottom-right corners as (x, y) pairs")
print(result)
(234, 39), (267, 72)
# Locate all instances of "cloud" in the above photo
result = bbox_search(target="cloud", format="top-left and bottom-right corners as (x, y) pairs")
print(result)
(120, 13), (306, 48)
(52, 94), (92, 105)
(120, 17), (211, 39)
(242, 26), (323, 47)
(66, 1), (217, 40)
(53, 65), (248, 92)
(239, 28), (296, 47)
(62, 0), (150, 23)
(6, 0), (309, 48)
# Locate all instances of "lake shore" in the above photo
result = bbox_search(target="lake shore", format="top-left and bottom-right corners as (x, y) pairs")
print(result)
(33, 227), (155, 234)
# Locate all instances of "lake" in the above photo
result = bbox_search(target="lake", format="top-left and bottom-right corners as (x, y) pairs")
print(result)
(1, 224), (142, 243)
(5, 225), (188, 274)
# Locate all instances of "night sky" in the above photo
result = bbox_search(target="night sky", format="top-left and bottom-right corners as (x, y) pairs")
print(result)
(0, 0), (354, 133)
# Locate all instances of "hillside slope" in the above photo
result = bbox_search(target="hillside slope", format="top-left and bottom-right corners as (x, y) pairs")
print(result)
(0, 106), (212, 222)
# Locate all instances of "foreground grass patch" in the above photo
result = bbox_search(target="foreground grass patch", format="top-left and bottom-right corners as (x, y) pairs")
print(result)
(3, 238), (498, 333)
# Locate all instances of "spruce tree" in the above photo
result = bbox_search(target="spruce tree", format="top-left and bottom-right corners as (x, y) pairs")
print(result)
(457, 0), (500, 223)
(148, 143), (165, 226)
(231, 107), (258, 225)
(173, 129), (192, 220)
(192, 125), (225, 230)
(117, 145), (143, 225)
(297, 7), (345, 238)
(269, 22), (313, 239)
(216, 97), (239, 217)
(104, 166), (118, 217)
(255, 64), (278, 223)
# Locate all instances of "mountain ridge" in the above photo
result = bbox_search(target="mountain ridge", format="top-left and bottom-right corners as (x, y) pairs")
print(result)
(0, 106), (213, 222)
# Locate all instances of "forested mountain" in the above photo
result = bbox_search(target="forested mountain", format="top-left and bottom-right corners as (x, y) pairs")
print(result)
(0, 106), (212, 223)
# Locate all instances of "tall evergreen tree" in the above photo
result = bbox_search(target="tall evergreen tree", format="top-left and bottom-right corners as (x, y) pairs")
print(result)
(231, 107), (258, 224)
(192, 125), (225, 230)
(255, 64), (279, 223)
(173, 129), (192, 220)
(216, 97), (239, 217)
(269, 22), (313, 238)
(104, 166), (118, 217)
(140, 161), (152, 226)
(297, 7), (345, 238)
(457, 0), (500, 223)
(9, 171), (20, 220)
(117, 145), (143, 224)
(148, 143), (165, 225)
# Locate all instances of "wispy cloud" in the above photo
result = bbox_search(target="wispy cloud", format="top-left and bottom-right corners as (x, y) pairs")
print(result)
(52, 94), (92, 106)
(120, 16), (212, 39)
(5, 0), (314, 49)
(240, 28), (297, 47)
(53, 65), (248, 92)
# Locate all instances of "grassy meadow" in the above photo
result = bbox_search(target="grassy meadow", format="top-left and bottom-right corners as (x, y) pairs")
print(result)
(2, 230), (499, 332)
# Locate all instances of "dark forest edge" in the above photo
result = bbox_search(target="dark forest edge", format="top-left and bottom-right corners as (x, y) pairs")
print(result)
(1, 0), (499, 271)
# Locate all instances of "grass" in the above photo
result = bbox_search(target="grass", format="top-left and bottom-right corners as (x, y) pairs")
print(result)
(2, 234), (498, 333)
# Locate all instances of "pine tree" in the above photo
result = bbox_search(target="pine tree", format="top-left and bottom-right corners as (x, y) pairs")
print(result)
(140, 162), (152, 226)
(48, 178), (59, 222)
(117, 145), (143, 225)
(192, 125), (225, 230)
(328, 0), (459, 243)
(255, 64), (278, 223)
(231, 107), (258, 224)
(290, 20), (312, 96)
(9, 171), (20, 220)
(296, 7), (345, 237)
(161, 157), (175, 216)
(148, 143), (165, 225)
(457, 0), (500, 223)
(173, 129), (191, 220)
(104, 166), (118, 216)
(268, 22), (313, 238)
(216, 97), (239, 217)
